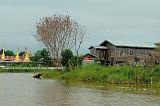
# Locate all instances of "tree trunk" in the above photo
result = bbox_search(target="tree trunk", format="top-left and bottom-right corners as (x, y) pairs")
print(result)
(76, 51), (79, 67)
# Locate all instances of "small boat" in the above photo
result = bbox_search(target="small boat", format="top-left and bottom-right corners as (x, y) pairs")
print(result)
(33, 73), (42, 78)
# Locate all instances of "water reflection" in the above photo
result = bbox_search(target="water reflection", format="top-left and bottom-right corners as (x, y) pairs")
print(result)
(0, 73), (160, 106)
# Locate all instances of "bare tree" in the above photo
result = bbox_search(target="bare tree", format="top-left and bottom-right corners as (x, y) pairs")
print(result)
(73, 24), (86, 66)
(35, 14), (86, 67)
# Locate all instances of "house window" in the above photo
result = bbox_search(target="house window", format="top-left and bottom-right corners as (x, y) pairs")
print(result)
(149, 53), (152, 56)
(120, 50), (124, 56)
(130, 51), (133, 55)
(124, 50), (128, 55)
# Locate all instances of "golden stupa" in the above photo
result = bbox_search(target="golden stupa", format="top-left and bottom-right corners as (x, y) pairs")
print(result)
(15, 48), (20, 62)
(1, 48), (6, 61)
(23, 48), (30, 62)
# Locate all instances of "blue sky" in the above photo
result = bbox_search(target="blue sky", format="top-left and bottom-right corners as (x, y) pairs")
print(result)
(0, 0), (160, 53)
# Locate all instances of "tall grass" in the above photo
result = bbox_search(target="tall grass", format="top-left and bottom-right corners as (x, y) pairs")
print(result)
(41, 70), (61, 79)
(42, 64), (160, 84)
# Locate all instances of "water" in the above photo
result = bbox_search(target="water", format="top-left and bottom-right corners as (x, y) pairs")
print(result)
(0, 73), (160, 106)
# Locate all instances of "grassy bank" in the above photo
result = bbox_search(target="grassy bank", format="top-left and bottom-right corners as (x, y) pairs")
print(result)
(1, 64), (160, 85)
(0, 67), (56, 73)
(0, 68), (42, 73)
(42, 64), (160, 84)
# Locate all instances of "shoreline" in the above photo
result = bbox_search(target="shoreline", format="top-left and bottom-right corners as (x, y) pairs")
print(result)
(1, 64), (160, 88)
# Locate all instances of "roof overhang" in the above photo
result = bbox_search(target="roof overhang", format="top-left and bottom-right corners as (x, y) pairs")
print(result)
(88, 46), (94, 49)
(95, 46), (108, 50)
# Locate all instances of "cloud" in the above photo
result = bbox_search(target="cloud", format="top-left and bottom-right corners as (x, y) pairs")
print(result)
(0, 0), (160, 53)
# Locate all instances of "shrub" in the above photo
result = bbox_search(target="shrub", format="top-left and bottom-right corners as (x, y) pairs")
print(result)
(61, 49), (73, 67)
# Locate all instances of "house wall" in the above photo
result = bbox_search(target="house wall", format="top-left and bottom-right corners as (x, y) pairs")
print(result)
(90, 41), (155, 64)
(90, 48), (96, 56)
(99, 42), (116, 61)
(112, 47), (154, 64)
(90, 48), (107, 60)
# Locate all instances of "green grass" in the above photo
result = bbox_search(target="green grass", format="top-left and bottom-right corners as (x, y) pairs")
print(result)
(41, 70), (61, 79)
(0, 66), (56, 73)
(41, 64), (160, 84)
(0, 68), (44, 73)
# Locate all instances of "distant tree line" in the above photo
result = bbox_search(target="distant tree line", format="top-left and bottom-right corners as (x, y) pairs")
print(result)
(0, 49), (26, 56)
(31, 48), (53, 66)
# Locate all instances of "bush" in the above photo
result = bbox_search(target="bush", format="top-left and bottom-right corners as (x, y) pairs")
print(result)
(68, 56), (83, 67)
(61, 49), (73, 67)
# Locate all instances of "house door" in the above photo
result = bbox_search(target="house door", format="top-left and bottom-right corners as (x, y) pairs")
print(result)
(104, 50), (109, 61)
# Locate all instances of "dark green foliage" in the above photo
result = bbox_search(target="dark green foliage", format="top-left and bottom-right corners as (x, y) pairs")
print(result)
(61, 49), (73, 67)
(32, 48), (53, 66)
(5, 50), (15, 56)
(19, 51), (25, 56)
(68, 56), (83, 67)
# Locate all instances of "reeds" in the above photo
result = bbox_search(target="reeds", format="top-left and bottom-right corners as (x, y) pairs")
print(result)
(42, 64), (160, 84)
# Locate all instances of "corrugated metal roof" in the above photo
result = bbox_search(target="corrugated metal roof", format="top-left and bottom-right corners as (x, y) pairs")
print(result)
(88, 46), (108, 49)
(110, 40), (155, 48)
(99, 40), (155, 49)
(95, 46), (108, 49)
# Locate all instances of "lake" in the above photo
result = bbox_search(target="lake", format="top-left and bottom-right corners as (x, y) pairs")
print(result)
(0, 73), (160, 106)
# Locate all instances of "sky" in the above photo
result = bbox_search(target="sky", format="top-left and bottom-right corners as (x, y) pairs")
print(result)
(0, 0), (160, 54)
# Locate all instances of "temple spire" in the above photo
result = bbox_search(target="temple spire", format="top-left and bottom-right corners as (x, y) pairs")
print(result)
(1, 48), (5, 61)
(24, 48), (30, 62)
(15, 48), (20, 62)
